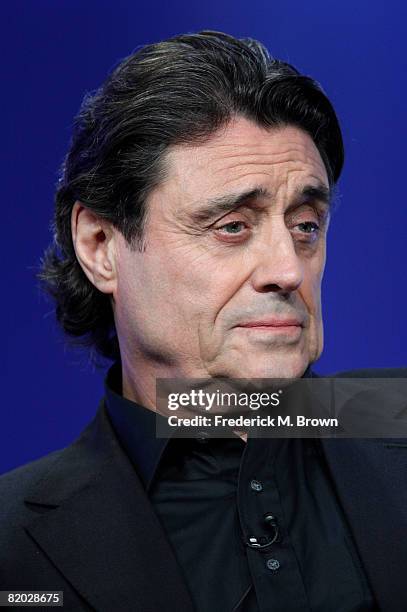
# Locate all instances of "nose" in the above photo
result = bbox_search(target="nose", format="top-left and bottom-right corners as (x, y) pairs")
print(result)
(250, 223), (303, 295)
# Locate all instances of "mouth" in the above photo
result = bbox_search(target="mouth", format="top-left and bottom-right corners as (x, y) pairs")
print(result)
(233, 318), (304, 339)
(235, 318), (304, 329)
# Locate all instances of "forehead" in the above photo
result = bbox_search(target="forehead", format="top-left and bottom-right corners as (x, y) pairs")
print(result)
(162, 117), (329, 201)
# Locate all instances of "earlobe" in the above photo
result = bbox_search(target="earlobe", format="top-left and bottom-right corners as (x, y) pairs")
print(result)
(71, 201), (117, 295)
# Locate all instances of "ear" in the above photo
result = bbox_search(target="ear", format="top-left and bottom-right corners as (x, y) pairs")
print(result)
(71, 201), (117, 295)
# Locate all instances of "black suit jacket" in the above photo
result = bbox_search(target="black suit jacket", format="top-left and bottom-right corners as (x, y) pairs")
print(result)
(1, 368), (407, 612)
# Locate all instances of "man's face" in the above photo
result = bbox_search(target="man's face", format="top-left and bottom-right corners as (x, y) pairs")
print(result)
(113, 118), (331, 381)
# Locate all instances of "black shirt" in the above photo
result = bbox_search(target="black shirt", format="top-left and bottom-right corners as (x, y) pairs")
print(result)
(104, 361), (377, 612)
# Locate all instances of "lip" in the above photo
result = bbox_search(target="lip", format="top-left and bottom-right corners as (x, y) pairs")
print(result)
(236, 318), (303, 328)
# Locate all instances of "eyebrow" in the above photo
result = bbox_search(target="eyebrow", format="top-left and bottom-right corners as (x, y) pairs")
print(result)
(187, 182), (332, 225)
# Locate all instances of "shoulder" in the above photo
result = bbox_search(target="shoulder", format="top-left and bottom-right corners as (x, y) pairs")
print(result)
(0, 401), (126, 584)
(0, 449), (64, 526)
(320, 366), (407, 443)
(0, 448), (64, 497)
(0, 401), (108, 527)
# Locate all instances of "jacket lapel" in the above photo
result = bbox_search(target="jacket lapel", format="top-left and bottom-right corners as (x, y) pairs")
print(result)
(320, 437), (407, 612)
(23, 401), (195, 612)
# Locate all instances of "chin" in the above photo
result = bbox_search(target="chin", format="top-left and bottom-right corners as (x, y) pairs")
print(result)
(250, 363), (307, 380)
(212, 353), (309, 380)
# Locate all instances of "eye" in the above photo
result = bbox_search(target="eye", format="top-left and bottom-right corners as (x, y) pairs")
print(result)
(292, 220), (321, 245)
(217, 221), (247, 234)
(296, 221), (320, 234)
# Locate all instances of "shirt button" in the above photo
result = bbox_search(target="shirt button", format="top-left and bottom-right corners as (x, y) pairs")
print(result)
(250, 479), (263, 492)
(266, 558), (280, 571)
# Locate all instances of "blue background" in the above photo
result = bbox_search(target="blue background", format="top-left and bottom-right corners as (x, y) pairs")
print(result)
(2, 0), (406, 473)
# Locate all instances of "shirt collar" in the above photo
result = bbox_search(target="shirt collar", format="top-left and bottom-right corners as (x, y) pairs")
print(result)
(104, 360), (171, 491)
(104, 360), (317, 491)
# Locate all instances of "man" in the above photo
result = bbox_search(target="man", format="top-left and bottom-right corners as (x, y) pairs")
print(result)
(0, 31), (406, 612)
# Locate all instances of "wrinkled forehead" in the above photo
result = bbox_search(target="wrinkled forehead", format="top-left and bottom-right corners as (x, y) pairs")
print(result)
(162, 118), (329, 201)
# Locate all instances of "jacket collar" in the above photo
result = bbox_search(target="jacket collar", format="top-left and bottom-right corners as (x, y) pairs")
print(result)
(104, 360), (171, 491)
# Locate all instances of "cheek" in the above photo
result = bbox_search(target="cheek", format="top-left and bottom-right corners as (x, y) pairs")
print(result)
(301, 272), (322, 317)
(303, 267), (324, 356)
(302, 247), (325, 309)
(160, 239), (247, 316)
